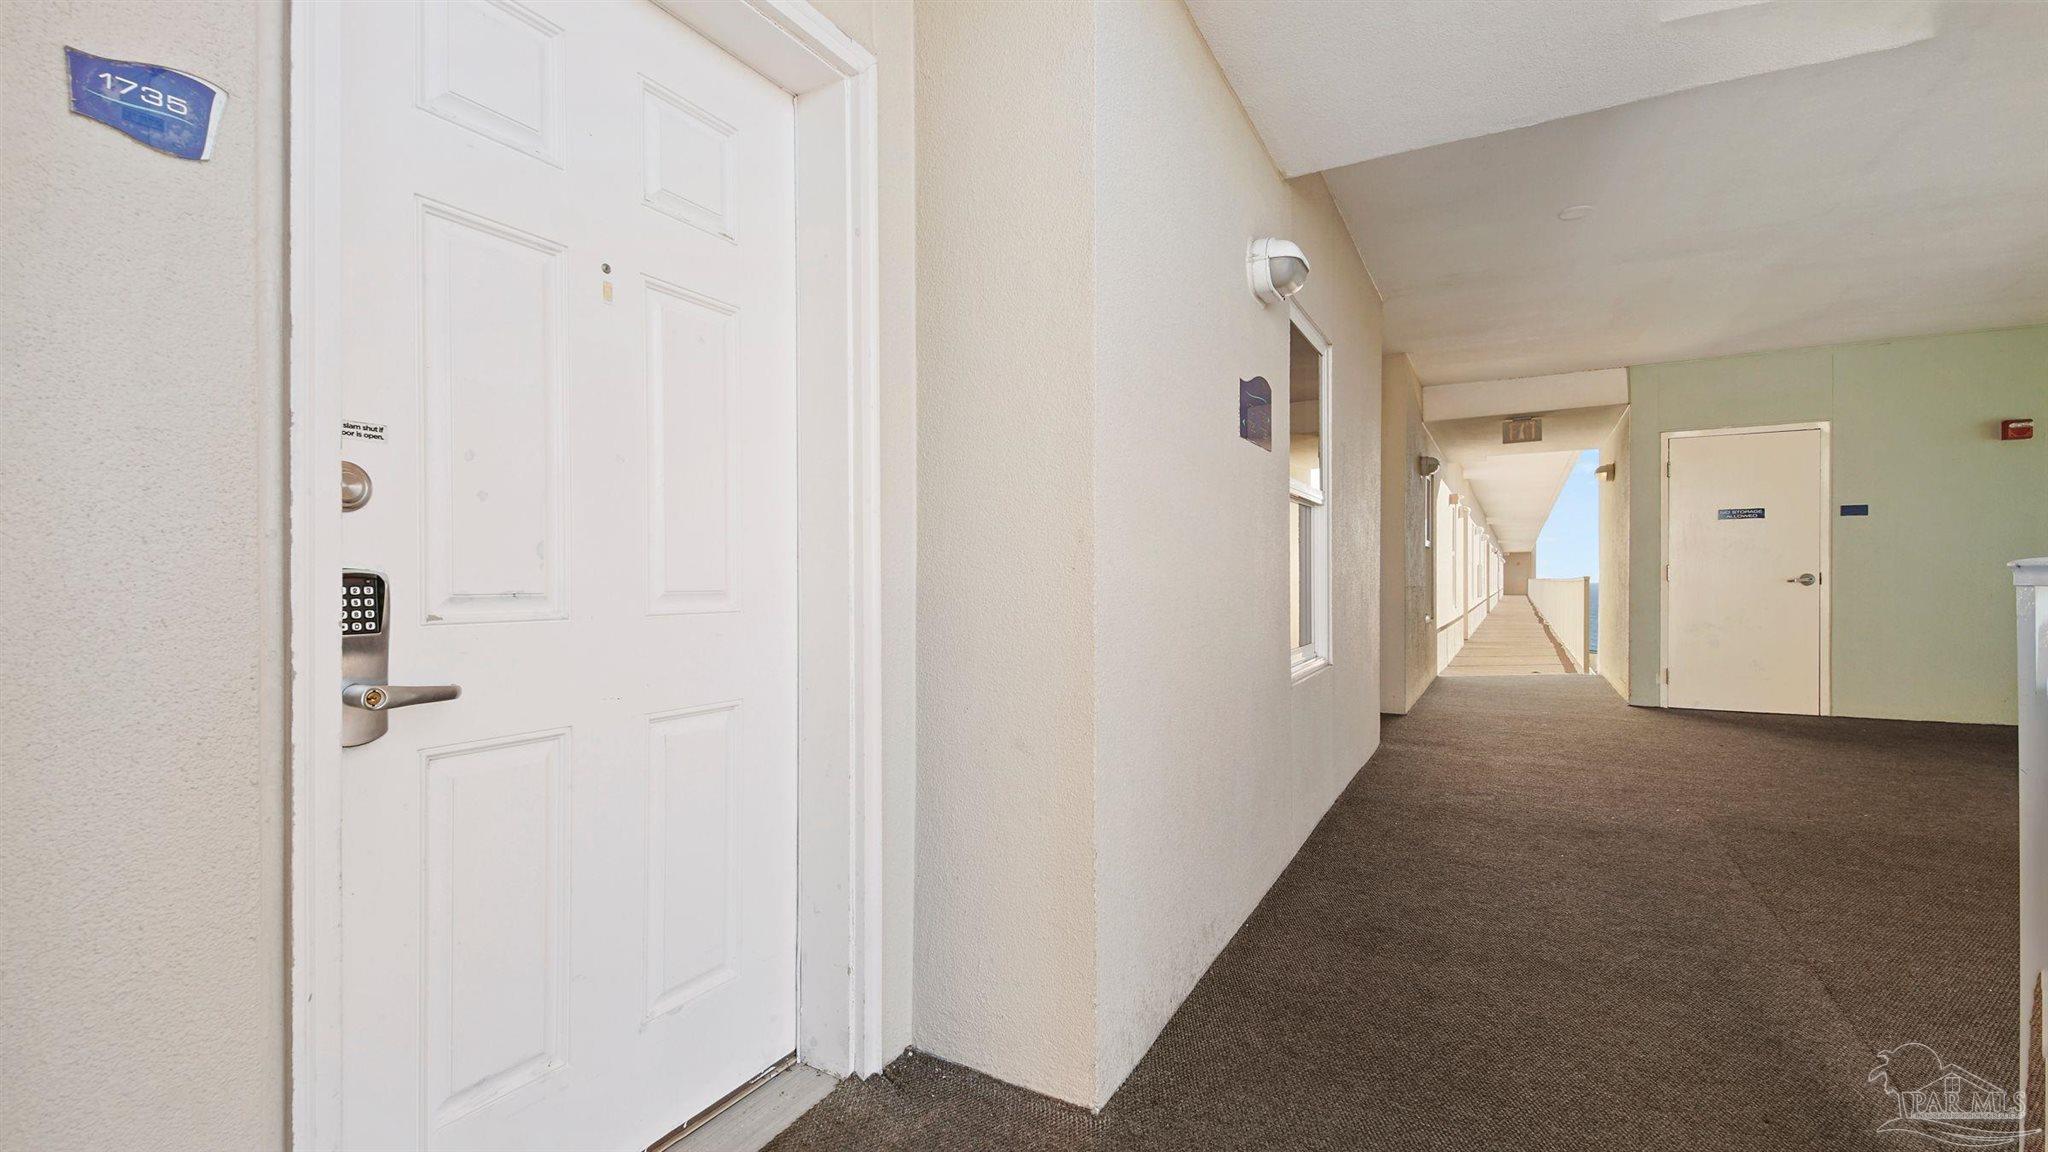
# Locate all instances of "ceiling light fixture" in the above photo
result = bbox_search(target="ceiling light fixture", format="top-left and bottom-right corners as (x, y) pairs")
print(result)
(1557, 204), (1594, 221)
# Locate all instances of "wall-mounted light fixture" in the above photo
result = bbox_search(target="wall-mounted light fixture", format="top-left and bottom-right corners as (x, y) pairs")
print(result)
(1248, 238), (1311, 305)
(1417, 455), (1441, 549)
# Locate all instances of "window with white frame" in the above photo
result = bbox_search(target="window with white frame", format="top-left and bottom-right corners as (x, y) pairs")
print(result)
(1287, 308), (1332, 672)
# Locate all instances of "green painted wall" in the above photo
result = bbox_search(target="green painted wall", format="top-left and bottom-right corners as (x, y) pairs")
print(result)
(1628, 326), (2048, 724)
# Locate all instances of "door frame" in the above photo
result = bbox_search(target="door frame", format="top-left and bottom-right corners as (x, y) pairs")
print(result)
(286, 2), (885, 1146)
(1658, 421), (1832, 713)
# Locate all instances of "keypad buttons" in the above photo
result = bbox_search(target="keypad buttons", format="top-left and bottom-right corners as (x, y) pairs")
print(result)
(341, 572), (387, 636)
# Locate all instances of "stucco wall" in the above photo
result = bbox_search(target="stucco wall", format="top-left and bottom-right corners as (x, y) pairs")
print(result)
(1627, 326), (2048, 722)
(1428, 455), (1494, 670)
(912, 0), (1101, 1104)
(911, 0), (1389, 1109)
(0, 5), (289, 1149)
(1597, 409), (1631, 698)
(1504, 551), (1536, 596)
(1381, 353), (1435, 713)
(1091, 0), (1383, 1106)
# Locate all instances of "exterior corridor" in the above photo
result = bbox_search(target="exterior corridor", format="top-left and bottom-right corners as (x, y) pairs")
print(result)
(767, 676), (2018, 1150)
(1441, 594), (1576, 677)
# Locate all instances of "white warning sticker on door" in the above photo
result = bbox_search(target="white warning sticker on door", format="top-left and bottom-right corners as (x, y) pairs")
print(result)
(342, 421), (387, 443)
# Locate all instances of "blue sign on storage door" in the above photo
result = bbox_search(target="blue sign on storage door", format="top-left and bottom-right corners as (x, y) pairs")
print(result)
(66, 48), (227, 161)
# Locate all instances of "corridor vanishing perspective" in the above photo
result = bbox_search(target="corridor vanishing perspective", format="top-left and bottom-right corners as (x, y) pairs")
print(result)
(8, 3), (2046, 1148)
(1440, 595), (1577, 678)
(767, 677), (2018, 1151)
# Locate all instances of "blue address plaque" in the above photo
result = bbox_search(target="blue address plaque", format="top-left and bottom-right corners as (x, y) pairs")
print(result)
(66, 47), (227, 161)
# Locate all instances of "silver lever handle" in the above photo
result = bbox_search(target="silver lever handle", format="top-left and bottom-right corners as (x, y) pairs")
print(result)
(343, 682), (462, 711)
(1787, 573), (1817, 586)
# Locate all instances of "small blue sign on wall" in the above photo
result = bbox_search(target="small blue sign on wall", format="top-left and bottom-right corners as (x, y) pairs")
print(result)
(1841, 504), (1870, 517)
(66, 47), (226, 161)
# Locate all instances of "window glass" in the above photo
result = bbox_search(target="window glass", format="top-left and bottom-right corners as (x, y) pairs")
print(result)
(1288, 326), (1320, 493)
(1287, 319), (1326, 666)
(1294, 501), (1315, 648)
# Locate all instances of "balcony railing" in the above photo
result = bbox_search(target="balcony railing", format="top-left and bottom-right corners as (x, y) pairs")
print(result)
(1526, 577), (1591, 674)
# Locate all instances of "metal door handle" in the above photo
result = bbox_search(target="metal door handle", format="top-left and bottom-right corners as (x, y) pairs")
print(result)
(1788, 573), (1817, 586)
(343, 682), (462, 711)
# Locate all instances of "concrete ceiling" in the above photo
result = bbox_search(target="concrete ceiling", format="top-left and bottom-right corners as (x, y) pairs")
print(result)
(1193, 1), (2048, 385)
(1455, 451), (1583, 553)
(1187, 0), (1943, 177)
(1427, 404), (1626, 551)
(1428, 405), (1629, 465)
(1420, 369), (1627, 422)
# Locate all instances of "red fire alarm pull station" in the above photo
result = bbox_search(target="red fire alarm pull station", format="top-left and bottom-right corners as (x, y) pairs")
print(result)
(2002, 419), (2035, 441)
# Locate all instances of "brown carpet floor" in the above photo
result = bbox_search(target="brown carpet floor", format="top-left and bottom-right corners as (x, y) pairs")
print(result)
(766, 675), (2020, 1151)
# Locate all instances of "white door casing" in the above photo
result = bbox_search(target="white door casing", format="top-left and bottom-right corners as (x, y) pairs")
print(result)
(1661, 423), (1831, 715)
(289, 1), (884, 1149)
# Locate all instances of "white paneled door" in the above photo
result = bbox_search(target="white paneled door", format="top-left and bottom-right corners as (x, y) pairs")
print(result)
(334, 2), (797, 1147)
(1664, 426), (1827, 715)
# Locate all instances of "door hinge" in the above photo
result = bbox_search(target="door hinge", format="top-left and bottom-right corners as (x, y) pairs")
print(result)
(1665, 460), (1671, 478)
(1663, 668), (1670, 685)
(1664, 563), (1670, 581)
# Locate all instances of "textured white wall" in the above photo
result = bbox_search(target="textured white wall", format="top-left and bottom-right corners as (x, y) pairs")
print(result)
(1504, 551), (1536, 595)
(0, 4), (289, 1149)
(1091, 0), (1384, 1107)
(1427, 457), (1493, 672)
(1379, 354), (1434, 713)
(912, 0), (1101, 1105)
(911, 0), (1390, 1108)
(1597, 409), (1631, 697)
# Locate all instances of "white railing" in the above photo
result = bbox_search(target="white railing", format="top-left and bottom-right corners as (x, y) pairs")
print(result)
(2015, 558), (2047, 1105)
(1526, 577), (1591, 673)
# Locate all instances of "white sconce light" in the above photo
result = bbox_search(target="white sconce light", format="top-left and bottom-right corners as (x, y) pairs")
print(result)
(1247, 238), (1311, 305)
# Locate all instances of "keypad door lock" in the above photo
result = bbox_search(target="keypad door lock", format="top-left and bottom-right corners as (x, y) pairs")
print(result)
(342, 569), (461, 747)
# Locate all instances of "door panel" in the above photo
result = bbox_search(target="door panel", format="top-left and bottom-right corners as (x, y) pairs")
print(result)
(419, 202), (567, 622)
(335, 1), (798, 1148)
(1666, 428), (1826, 714)
(647, 280), (739, 612)
(423, 730), (569, 1127)
(646, 704), (740, 1016)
